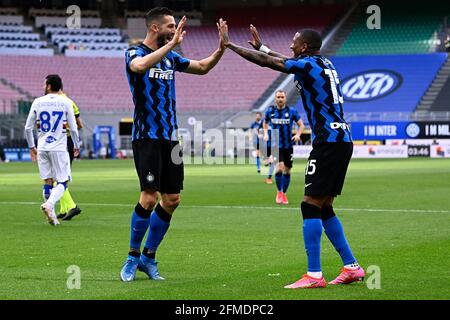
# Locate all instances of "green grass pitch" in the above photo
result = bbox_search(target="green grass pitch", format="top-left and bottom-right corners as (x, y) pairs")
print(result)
(0, 158), (449, 300)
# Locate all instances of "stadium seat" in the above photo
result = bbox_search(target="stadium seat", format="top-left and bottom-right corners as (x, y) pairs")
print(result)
(337, 3), (448, 55)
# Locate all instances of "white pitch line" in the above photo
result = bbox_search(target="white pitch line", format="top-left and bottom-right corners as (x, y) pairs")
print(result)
(0, 201), (449, 214)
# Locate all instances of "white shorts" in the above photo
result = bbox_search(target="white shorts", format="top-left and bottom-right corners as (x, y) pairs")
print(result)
(37, 150), (71, 182)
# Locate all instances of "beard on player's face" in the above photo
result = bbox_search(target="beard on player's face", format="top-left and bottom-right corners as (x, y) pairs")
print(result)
(156, 30), (174, 48)
(276, 98), (286, 107)
(290, 33), (305, 57)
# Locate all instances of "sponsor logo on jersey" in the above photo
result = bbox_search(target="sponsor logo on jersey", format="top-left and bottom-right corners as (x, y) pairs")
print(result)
(271, 118), (291, 125)
(45, 136), (57, 144)
(341, 70), (402, 102)
(330, 122), (350, 130)
(149, 68), (174, 80)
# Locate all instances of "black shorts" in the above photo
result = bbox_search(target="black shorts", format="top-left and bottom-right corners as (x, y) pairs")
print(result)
(278, 147), (294, 168)
(67, 136), (74, 164)
(132, 139), (184, 194)
(263, 141), (273, 158)
(253, 135), (260, 151)
(304, 142), (353, 197)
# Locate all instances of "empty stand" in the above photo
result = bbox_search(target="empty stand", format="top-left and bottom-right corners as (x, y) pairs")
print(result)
(177, 25), (297, 111)
(0, 5), (345, 113)
(0, 14), (52, 56)
(0, 14), (23, 25)
(337, 3), (449, 55)
(0, 55), (131, 111)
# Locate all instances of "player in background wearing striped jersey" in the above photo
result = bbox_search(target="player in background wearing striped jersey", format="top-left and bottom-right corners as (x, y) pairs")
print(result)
(263, 90), (304, 205)
(218, 21), (364, 288)
(24, 75), (80, 226)
(120, 7), (225, 282)
(249, 112), (263, 174)
(252, 111), (276, 183)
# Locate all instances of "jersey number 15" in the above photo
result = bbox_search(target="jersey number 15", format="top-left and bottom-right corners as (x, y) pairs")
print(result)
(324, 69), (344, 104)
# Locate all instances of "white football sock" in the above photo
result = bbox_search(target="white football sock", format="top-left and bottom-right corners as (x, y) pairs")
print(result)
(344, 262), (360, 270)
(307, 271), (323, 279)
(46, 183), (65, 208)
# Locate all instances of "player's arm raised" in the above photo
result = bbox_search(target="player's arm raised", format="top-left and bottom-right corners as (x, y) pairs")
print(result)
(248, 24), (291, 60)
(130, 16), (187, 73)
(218, 19), (288, 73)
(184, 20), (226, 75)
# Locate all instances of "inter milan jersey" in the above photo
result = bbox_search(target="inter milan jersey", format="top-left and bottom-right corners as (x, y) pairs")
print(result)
(264, 106), (300, 149)
(285, 55), (352, 144)
(125, 43), (190, 141)
(250, 119), (263, 136)
(250, 119), (262, 131)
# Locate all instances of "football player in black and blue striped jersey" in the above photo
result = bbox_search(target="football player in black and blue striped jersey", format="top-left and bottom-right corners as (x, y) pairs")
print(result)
(218, 21), (364, 289)
(121, 7), (225, 282)
(263, 90), (304, 205)
(249, 112), (263, 173)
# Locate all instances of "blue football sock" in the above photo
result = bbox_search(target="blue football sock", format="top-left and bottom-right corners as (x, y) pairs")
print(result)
(129, 203), (151, 251)
(144, 204), (171, 252)
(268, 163), (274, 178)
(301, 202), (323, 272)
(303, 219), (323, 272)
(42, 184), (52, 201)
(275, 172), (284, 192)
(323, 216), (356, 265)
(256, 156), (261, 171)
(282, 174), (291, 193)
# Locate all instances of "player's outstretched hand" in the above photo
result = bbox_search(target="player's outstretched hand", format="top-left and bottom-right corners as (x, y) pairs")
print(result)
(248, 24), (262, 50)
(169, 16), (187, 47)
(217, 18), (230, 48)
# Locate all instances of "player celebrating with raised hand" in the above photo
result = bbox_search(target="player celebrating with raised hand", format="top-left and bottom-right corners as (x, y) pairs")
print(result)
(121, 7), (226, 282)
(217, 20), (364, 288)
(263, 90), (304, 205)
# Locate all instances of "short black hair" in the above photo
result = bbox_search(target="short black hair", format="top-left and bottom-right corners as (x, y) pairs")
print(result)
(256, 111), (262, 116)
(299, 29), (322, 50)
(45, 74), (63, 92)
(145, 7), (174, 26)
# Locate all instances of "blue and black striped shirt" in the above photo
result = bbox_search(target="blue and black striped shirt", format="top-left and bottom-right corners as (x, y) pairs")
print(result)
(285, 55), (352, 144)
(125, 43), (190, 141)
(264, 106), (300, 149)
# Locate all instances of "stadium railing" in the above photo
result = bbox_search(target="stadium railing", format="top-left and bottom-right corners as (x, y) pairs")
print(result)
(28, 8), (100, 18)
(0, 15), (23, 25)
(0, 25), (33, 33)
(45, 26), (121, 37)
